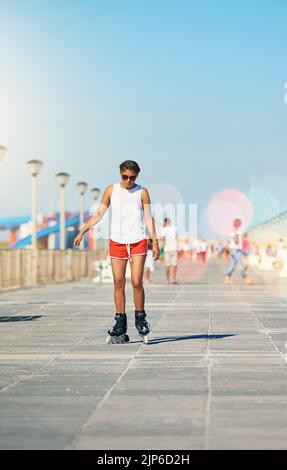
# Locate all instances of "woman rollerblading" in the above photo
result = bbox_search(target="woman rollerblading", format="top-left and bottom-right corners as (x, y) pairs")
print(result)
(74, 160), (160, 344)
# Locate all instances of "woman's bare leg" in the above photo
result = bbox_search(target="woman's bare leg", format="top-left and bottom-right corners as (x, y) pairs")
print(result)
(130, 255), (147, 311)
(111, 258), (128, 313)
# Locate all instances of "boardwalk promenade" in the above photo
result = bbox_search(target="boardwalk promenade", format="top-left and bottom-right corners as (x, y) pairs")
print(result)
(0, 258), (287, 449)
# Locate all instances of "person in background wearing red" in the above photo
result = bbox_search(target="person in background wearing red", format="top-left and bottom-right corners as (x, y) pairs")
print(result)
(199, 239), (208, 262)
(242, 232), (251, 271)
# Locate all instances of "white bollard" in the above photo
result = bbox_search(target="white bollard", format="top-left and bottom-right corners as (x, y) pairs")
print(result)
(93, 260), (103, 283)
(93, 257), (113, 283)
(279, 249), (287, 278)
(93, 256), (132, 283)
(93, 275), (101, 283)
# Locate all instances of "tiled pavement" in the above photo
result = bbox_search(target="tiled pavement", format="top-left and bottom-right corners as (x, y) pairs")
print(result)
(0, 257), (287, 449)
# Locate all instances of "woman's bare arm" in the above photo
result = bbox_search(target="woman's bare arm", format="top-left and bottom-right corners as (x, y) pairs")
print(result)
(73, 185), (112, 245)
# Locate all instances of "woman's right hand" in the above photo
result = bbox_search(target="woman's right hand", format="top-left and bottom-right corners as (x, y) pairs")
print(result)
(73, 233), (83, 247)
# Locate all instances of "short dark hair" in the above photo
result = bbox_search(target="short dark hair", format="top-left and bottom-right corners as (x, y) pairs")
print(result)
(119, 160), (141, 174)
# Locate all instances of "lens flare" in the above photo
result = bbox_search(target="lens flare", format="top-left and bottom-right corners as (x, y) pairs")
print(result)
(149, 183), (184, 206)
(207, 188), (253, 237)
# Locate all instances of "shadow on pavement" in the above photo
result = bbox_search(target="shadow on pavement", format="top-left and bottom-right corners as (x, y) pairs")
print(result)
(139, 333), (237, 345)
(0, 316), (42, 322)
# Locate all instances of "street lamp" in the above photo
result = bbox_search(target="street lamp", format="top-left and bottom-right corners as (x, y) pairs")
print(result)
(0, 145), (7, 161)
(91, 187), (100, 201)
(55, 172), (70, 250)
(26, 159), (44, 284)
(76, 181), (87, 250)
(91, 187), (101, 252)
(26, 160), (44, 250)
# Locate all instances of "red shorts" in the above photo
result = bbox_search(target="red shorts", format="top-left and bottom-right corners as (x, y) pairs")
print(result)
(109, 239), (148, 259)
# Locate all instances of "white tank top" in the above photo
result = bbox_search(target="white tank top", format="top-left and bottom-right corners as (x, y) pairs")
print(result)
(110, 183), (147, 244)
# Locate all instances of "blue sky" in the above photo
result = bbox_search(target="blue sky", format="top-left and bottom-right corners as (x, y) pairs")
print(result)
(1, 0), (287, 236)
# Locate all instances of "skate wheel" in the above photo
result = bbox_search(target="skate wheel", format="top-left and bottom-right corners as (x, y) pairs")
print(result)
(143, 335), (149, 344)
(106, 336), (112, 344)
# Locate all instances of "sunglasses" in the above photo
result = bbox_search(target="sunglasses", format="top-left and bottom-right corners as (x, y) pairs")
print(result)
(121, 174), (137, 182)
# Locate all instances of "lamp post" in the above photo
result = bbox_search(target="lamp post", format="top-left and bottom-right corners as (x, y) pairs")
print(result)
(76, 181), (87, 250)
(91, 187), (100, 252)
(0, 145), (7, 161)
(26, 159), (44, 284)
(91, 187), (100, 201)
(55, 172), (70, 250)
